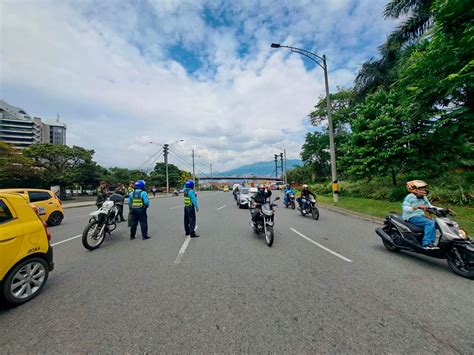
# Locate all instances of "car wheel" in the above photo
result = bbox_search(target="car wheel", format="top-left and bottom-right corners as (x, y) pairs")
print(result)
(1, 258), (49, 305)
(47, 211), (63, 226)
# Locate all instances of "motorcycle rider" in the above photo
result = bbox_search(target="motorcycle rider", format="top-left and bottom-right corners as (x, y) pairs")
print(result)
(184, 180), (199, 238)
(96, 181), (109, 209)
(128, 180), (150, 240)
(113, 183), (127, 222)
(250, 184), (272, 229)
(402, 180), (439, 250)
(298, 184), (316, 211)
(284, 184), (296, 206)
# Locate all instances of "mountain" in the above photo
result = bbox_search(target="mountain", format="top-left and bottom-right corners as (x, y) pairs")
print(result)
(214, 159), (303, 177)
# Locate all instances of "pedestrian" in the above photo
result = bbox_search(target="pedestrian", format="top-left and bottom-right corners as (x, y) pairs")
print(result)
(127, 181), (135, 227)
(95, 180), (108, 209)
(114, 183), (127, 222)
(151, 185), (157, 198)
(183, 179), (199, 238)
(128, 180), (150, 240)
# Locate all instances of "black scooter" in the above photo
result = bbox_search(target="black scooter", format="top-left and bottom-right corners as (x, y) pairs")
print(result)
(376, 208), (474, 279)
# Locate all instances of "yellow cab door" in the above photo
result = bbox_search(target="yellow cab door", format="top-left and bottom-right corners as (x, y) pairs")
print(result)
(27, 191), (53, 222)
(0, 197), (24, 280)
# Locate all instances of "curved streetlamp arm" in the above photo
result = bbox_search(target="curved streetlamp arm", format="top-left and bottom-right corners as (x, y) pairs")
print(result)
(279, 45), (326, 70)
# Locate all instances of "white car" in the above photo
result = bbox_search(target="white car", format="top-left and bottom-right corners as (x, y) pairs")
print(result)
(237, 187), (252, 209)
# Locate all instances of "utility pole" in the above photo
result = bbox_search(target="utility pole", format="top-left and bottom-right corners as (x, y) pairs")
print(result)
(274, 154), (278, 179)
(280, 153), (284, 182)
(283, 149), (287, 184)
(163, 144), (169, 195)
(192, 149), (195, 182)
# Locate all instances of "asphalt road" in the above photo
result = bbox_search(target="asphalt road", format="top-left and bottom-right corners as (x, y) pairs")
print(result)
(1, 191), (473, 353)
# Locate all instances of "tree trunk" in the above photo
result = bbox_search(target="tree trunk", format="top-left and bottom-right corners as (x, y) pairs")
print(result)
(391, 171), (397, 186)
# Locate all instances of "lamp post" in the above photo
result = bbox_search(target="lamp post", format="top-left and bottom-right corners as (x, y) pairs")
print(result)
(271, 43), (339, 202)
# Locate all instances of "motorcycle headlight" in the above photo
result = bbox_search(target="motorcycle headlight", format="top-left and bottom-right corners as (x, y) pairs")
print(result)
(263, 209), (273, 216)
(458, 229), (468, 239)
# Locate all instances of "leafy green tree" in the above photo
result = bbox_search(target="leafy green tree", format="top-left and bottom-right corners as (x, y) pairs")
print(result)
(309, 88), (356, 132)
(341, 90), (410, 185)
(151, 163), (181, 188)
(0, 142), (42, 188)
(23, 144), (94, 196)
(301, 132), (331, 180)
(286, 165), (314, 185)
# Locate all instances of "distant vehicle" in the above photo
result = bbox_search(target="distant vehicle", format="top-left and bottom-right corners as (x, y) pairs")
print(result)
(232, 184), (241, 192)
(0, 188), (64, 226)
(237, 187), (251, 209)
(276, 181), (285, 190)
(0, 192), (54, 305)
(223, 186), (229, 192)
(269, 184), (278, 190)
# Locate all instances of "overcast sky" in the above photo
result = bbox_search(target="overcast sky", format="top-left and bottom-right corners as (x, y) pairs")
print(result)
(1, 0), (397, 174)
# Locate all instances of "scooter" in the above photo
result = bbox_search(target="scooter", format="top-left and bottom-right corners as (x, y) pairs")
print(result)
(250, 197), (280, 247)
(376, 207), (474, 279)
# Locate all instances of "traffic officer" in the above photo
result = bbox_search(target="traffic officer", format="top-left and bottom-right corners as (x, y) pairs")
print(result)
(128, 180), (150, 240)
(183, 179), (199, 238)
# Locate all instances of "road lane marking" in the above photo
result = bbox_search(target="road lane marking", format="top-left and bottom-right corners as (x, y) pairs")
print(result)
(174, 236), (191, 264)
(170, 205), (183, 210)
(216, 205), (227, 210)
(51, 234), (82, 247)
(290, 228), (353, 263)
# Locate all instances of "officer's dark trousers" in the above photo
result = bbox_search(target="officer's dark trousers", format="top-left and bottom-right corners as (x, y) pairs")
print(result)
(184, 206), (196, 236)
(130, 208), (148, 238)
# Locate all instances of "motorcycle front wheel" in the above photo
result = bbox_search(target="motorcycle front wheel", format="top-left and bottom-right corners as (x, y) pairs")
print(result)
(447, 248), (474, 279)
(290, 201), (295, 210)
(82, 220), (106, 251)
(265, 225), (274, 247)
(312, 207), (320, 220)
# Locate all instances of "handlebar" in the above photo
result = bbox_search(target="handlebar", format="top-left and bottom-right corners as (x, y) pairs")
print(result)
(426, 207), (453, 217)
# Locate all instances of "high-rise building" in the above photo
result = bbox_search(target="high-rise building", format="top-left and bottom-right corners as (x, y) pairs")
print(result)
(0, 100), (67, 149)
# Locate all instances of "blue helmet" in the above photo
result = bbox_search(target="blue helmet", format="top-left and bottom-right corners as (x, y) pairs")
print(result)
(134, 180), (146, 189)
(185, 180), (194, 189)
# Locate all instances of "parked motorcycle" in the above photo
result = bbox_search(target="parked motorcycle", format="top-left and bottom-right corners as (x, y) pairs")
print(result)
(250, 197), (280, 247)
(82, 199), (121, 251)
(299, 197), (319, 220)
(284, 192), (296, 209)
(376, 207), (474, 279)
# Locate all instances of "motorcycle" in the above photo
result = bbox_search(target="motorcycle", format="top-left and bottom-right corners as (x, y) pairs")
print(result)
(250, 197), (280, 247)
(299, 197), (319, 220)
(376, 207), (474, 279)
(284, 192), (296, 209)
(82, 199), (121, 251)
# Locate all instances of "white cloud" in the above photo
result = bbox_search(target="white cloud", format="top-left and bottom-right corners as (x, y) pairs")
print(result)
(1, 0), (398, 172)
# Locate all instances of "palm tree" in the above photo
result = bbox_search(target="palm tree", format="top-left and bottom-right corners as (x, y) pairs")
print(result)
(384, 0), (434, 48)
(354, 0), (434, 99)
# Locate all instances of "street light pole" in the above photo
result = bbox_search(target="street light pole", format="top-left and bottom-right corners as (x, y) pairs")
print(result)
(271, 43), (339, 202)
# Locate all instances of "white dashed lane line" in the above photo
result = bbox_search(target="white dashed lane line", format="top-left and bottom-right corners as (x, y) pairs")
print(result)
(290, 228), (353, 263)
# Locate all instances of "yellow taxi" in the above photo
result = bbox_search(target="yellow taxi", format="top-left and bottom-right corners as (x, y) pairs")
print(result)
(0, 188), (64, 226)
(223, 186), (229, 192)
(0, 192), (54, 305)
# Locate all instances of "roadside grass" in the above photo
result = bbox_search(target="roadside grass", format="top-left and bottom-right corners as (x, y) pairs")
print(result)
(318, 195), (474, 235)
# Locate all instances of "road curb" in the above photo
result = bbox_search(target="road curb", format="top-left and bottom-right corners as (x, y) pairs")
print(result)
(62, 190), (219, 209)
(318, 203), (384, 225)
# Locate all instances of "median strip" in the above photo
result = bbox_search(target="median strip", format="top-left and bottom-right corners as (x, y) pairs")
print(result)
(290, 228), (353, 263)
